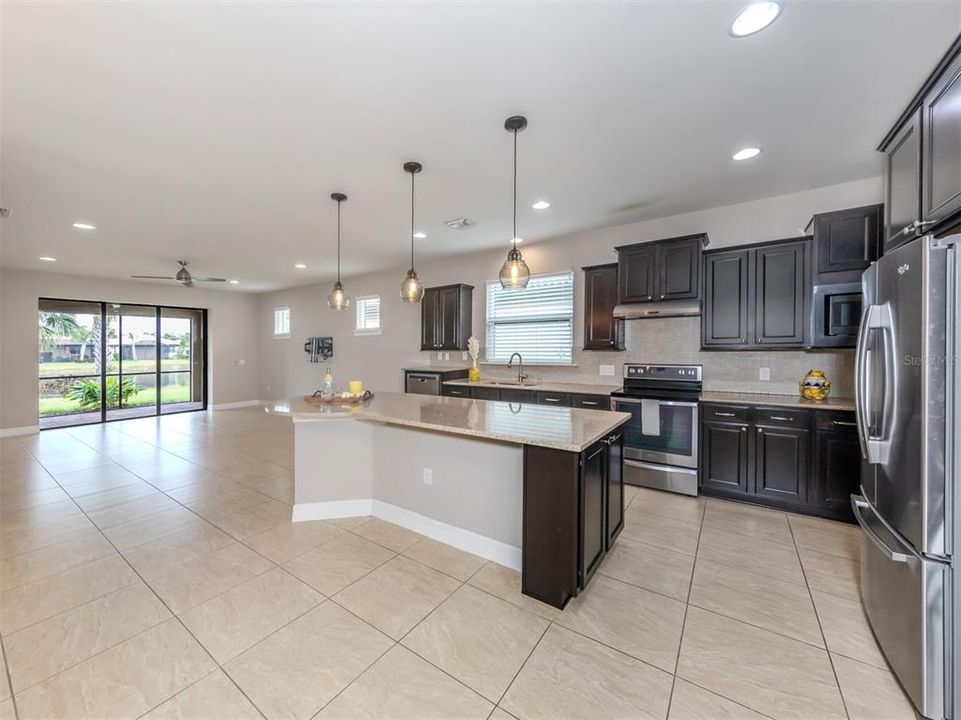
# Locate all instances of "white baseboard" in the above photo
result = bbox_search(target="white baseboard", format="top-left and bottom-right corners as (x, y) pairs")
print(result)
(292, 498), (373, 521)
(0, 425), (39, 438)
(291, 498), (521, 571)
(209, 400), (263, 411)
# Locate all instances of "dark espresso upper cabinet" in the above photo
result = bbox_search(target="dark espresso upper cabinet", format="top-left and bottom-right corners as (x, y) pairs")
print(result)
(702, 250), (750, 347)
(754, 240), (808, 346)
(880, 36), (961, 249)
(882, 109), (923, 253)
(616, 234), (707, 304)
(923, 49), (961, 232)
(808, 204), (883, 284)
(582, 263), (625, 351)
(420, 284), (473, 351)
(616, 244), (656, 302)
(702, 238), (809, 349)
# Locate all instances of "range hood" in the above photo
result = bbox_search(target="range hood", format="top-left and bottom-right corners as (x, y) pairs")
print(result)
(612, 298), (701, 319)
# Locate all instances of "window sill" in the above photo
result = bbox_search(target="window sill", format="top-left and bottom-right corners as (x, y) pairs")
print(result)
(480, 361), (578, 368)
(273, 334), (291, 339)
(353, 329), (382, 337)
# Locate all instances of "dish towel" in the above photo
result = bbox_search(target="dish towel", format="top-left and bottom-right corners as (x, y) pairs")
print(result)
(640, 399), (661, 436)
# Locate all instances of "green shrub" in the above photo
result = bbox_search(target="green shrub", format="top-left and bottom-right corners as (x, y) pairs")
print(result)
(67, 376), (140, 409)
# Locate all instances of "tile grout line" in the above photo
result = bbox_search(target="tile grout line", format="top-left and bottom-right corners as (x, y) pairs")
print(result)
(787, 516), (852, 720)
(0, 635), (21, 720)
(19, 451), (272, 720)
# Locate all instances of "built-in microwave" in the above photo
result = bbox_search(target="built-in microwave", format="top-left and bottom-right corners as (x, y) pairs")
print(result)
(811, 282), (862, 348)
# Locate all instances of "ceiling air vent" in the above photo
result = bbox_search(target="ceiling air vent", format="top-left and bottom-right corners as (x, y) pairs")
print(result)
(444, 217), (474, 230)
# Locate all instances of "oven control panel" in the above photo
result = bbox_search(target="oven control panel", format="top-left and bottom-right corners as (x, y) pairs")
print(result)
(623, 364), (702, 381)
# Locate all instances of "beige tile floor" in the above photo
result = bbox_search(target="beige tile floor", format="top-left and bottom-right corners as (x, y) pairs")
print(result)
(0, 408), (918, 719)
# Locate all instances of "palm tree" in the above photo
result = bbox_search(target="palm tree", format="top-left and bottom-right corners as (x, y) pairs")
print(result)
(38, 312), (81, 353)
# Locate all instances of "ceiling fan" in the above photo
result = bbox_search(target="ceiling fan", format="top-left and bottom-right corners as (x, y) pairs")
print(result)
(131, 260), (226, 287)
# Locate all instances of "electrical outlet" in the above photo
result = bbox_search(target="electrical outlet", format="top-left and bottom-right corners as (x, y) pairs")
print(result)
(238, 358), (246, 366)
(423, 468), (433, 486)
(759, 367), (771, 381)
(461, 351), (468, 360)
(443, 352), (450, 361)
(436, 352), (443, 360)
(599, 364), (615, 376)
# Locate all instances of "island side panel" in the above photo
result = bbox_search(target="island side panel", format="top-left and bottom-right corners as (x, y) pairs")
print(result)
(371, 423), (523, 566)
(293, 418), (376, 517)
(522, 444), (580, 609)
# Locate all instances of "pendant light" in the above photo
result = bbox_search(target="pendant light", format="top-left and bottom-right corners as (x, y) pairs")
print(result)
(499, 115), (531, 290)
(400, 161), (425, 303)
(327, 192), (350, 311)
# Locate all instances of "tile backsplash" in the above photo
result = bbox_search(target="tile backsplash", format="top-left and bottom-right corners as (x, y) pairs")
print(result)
(422, 316), (854, 397)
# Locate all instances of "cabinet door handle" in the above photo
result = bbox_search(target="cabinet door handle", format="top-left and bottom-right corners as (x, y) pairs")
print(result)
(770, 415), (793, 421)
(757, 428), (764, 434)
(741, 426), (747, 432)
(543, 398), (561, 403)
(714, 411), (736, 417)
(581, 401), (599, 406)
(832, 420), (857, 427)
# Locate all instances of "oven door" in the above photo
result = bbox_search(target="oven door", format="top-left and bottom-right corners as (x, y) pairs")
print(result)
(610, 397), (698, 468)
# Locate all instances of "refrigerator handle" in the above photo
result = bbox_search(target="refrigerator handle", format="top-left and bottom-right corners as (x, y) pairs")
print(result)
(850, 496), (912, 563)
(854, 305), (871, 460)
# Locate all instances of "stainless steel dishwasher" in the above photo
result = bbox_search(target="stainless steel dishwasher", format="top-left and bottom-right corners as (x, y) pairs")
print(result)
(405, 372), (442, 395)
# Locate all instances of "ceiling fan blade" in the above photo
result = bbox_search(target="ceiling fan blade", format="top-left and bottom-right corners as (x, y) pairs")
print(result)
(130, 275), (177, 280)
(192, 277), (227, 282)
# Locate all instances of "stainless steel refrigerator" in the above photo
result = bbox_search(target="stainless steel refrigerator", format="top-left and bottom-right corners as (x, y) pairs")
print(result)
(853, 233), (959, 720)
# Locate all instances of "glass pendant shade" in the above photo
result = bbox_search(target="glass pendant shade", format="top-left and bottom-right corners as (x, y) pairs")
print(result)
(327, 280), (349, 311)
(400, 269), (424, 303)
(499, 246), (531, 290)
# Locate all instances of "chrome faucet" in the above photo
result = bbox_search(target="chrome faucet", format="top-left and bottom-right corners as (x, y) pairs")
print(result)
(507, 353), (527, 384)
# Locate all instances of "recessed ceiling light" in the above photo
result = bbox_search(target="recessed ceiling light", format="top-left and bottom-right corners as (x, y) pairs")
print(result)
(729, 1), (782, 37)
(294, 263), (307, 269)
(229, 279), (240, 284)
(531, 200), (551, 210)
(39, 256), (57, 262)
(732, 147), (762, 161)
(413, 232), (427, 239)
(72, 222), (96, 230)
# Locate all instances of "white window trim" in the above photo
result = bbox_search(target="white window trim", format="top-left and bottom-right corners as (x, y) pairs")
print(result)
(273, 306), (290, 338)
(484, 270), (576, 366)
(353, 295), (382, 336)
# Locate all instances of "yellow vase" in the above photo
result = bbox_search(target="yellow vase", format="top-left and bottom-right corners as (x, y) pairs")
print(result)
(469, 364), (481, 383)
(799, 369), (832, 401)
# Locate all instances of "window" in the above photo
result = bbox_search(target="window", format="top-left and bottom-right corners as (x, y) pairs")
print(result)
(486, 271), (574, 364)
(273, 306), (290, 337)
(355, 296), (381, 335)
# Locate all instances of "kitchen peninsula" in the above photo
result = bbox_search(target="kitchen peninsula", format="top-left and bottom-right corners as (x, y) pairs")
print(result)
(268, 392), (629, 608)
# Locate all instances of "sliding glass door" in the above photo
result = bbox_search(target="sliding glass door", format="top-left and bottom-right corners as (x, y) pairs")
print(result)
(38, 299), (207, 429)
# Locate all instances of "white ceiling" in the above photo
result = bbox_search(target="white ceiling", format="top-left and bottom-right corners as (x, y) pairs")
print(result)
(2, 1), (958, 292)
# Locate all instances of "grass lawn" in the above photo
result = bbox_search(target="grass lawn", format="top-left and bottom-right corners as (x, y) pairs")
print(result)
(39, 383), (194, 416)
(39, 359), (190, 377)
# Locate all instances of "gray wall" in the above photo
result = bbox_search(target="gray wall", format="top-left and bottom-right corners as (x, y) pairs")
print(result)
(258, 176), (880, 400)
(0, 268), (261, 430)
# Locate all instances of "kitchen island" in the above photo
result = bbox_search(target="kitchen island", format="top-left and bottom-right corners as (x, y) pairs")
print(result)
(267, 392), (630, 608)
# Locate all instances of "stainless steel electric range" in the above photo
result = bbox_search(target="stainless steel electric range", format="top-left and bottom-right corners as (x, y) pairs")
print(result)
(609, 363), (702, 496)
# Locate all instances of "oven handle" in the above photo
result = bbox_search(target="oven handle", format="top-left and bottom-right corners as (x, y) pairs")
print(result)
(610, 397), (698, 408)
(624, 459), (698, 476)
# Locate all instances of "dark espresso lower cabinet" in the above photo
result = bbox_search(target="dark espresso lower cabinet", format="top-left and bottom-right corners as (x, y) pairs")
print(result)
(522, 429), (625, 608)
(699, 403), (858, 522)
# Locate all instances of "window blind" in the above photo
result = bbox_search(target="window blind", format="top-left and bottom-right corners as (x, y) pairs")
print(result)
(273, 307), (290, 336)
(486, 271), (574, 364)
(355, 296), (381, 332)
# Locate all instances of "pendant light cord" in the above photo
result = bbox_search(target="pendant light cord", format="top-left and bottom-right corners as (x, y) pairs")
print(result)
(512, 128), (518, 250)
(410, 171), (416, 272)
(336, 199), (342, 283)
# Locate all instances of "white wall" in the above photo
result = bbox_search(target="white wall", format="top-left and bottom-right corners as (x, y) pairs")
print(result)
(258, 176), (881, 400)
(0, 268), (261, 431)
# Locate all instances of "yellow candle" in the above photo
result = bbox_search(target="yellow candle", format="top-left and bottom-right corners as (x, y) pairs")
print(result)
(347, 380), (364, 396)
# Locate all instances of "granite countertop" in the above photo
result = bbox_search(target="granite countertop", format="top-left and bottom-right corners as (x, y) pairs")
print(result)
(402, 365), (470, 372)
(443, 379), (620, 396)
(265, 392), (630, 452)
(699, 391), (855, 412)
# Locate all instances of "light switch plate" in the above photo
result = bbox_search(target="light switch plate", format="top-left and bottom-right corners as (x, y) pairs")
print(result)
(759, 367), (771, 381)
(599, 364), (615, 376)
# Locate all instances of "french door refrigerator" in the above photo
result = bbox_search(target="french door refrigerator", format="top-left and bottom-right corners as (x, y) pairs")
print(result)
(853, 233), (959, 720)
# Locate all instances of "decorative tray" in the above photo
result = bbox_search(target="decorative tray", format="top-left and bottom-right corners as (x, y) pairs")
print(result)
(304, 390), (373, 405)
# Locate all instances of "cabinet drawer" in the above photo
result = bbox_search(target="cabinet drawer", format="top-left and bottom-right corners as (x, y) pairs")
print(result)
(536, 391), (572, 407)
(755, 407), (810, 428)
(501, 389), (535, 404)
(442, 385), (469, 398)
(815, 411), (858, 432)
(572, 394), (609, 410)
(701, 403), (750, 424)
(471, 387), (501, 401)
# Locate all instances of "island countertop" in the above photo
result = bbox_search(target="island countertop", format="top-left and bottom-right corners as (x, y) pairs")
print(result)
(266, 392), (630, 453)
